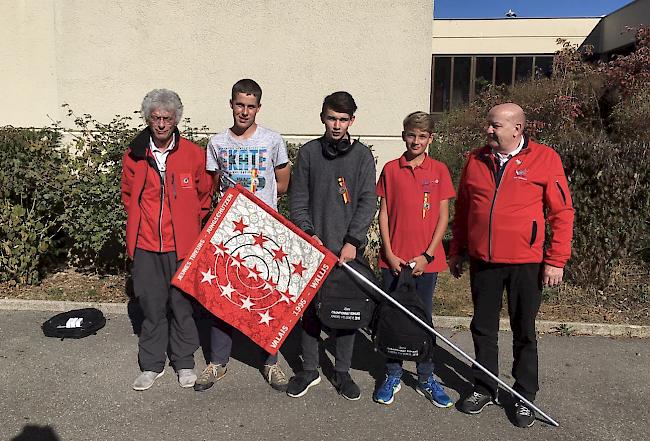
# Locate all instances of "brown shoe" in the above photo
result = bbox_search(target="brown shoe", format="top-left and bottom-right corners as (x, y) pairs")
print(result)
(193, 363), (226, 392)
(262, 363), (289, 391)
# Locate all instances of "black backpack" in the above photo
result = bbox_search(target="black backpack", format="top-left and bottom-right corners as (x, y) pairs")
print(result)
(315, 257), (379, 330)
(372, 267), (434, 362)
(42, 308), (106, 339)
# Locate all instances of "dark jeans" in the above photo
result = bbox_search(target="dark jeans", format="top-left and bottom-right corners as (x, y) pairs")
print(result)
(209, 317), (278, 366)
(300, 303), (356, 373)
(132, 249), (199, 372)
(469, 259), (542, 401)
(381, 269), (438, 382)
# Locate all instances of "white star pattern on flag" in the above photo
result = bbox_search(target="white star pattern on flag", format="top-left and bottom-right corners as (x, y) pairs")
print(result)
(200, 269), (217, 285)
(219, 283), (236, 299)
(258, 310), (274, 325)
(240, 296), (255, 311)
(230, 255), (243, 267)
(246, 267), (259, 280)
(213, 242), (228, 256)
(203, 191), (330, 317)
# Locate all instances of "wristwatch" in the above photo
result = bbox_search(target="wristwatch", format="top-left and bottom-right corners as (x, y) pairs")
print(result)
(422, 252), (434, 264)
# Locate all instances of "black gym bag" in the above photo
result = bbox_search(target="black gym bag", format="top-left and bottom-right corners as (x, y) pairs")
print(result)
(315, 257), (379, 330)
(42, 308), (106, 339)
(372, 267), (434, 362)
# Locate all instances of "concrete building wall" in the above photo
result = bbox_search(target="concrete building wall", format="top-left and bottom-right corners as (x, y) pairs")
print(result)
(432, 18), (601, 54)
(1, 0), (59, 127)
(582, 0), (650, 55)
(1, 0), (434, 168)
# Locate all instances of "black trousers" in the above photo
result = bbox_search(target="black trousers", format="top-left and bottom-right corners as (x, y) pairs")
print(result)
(300, 303), (356, 373)
(132, 248), (199, 372)
(469, 259), (542, 401)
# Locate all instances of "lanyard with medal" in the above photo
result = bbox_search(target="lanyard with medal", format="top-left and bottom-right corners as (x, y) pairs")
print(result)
(250, 168), (259, 193)
(338, 176), (350, 204)
(422, 191), (430, 219)
(422, 177), (432, 219)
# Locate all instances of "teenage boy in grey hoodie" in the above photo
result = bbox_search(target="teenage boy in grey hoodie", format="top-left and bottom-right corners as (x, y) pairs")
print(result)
(287, 91), (376, 400)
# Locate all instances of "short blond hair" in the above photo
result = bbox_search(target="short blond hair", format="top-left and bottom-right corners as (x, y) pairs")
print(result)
(403, 111), (434, 133)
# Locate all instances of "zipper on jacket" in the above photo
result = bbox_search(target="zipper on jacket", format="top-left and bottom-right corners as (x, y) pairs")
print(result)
(555, 180), (567, 205)
(158, 173), (165, 252)
(487, 159), (510, 261)
(529, 219), (538, 247)
(172, 174), (177, 199)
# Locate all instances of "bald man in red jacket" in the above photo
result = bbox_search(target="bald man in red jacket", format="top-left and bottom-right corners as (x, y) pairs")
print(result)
(449, 103), (574, 428)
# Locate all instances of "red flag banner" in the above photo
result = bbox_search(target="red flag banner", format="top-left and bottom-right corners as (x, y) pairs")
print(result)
(172, 185), (337, 355)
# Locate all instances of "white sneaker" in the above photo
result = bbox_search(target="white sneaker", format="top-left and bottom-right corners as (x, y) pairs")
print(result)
(133, 370), (164, 391)
(177, 368), (197, 388)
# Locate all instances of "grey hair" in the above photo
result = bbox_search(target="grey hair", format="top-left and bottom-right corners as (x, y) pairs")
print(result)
(140, 89), (184, 124)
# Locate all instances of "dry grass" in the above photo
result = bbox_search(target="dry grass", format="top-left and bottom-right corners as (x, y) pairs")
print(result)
(2, 260), (648, 326)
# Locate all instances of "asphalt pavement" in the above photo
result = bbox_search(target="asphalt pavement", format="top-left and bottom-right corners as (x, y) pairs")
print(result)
(1, 309), (648, 441)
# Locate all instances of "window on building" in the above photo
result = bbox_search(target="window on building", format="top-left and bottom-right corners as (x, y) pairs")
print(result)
(495, 57), (514, 86)
(452, 57), (471, 108)
(534, 56), (554, 78)
(430, 54), (554, 114)
(432, 56), (451, 113)
(515, 56), (533, 82)
(475, 57), (494, 95)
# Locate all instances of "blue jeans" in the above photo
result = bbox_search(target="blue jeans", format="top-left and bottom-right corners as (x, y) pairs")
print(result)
(381, 268), (438, 382)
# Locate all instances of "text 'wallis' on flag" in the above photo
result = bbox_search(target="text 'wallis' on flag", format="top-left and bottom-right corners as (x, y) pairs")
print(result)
(173, 185), (337, 354)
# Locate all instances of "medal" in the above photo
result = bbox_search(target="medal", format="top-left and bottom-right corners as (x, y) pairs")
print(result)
(250, 168), (258, 193)
(338, 176), (350, 204)
(423, 192), (430, 219)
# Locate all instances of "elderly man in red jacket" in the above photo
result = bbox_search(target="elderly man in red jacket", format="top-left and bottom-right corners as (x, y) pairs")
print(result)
(449, 103), (574, 427)
(121, 89), (212, 391)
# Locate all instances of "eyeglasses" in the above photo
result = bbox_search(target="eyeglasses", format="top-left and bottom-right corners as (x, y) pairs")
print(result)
(149, 115), (174, 125)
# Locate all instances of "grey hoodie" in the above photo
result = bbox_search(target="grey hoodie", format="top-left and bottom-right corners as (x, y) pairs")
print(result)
(290, 137), (377, 254)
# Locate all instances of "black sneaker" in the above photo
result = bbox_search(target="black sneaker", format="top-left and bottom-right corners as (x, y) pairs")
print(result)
(458, 390), (494, 414)
(333, 371), (361, 401)
(286, 370), (321, 398)
(513, 399), (536, 428)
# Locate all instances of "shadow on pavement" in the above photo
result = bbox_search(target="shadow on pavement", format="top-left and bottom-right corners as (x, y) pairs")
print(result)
(11, 425), (60, 441)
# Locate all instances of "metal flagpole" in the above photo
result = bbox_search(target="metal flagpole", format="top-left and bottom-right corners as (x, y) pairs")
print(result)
(219, 172), (558, 426)
(341, 262), (560, 427)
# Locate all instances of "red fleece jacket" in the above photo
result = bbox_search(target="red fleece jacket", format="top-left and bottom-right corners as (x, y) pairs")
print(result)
(450, 138), (574, 267)
(121, 128), (212, 260)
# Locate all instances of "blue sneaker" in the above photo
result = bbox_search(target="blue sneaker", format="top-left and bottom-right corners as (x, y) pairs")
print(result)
(373, 374), (402, 405)
(416, 376), (453, 408)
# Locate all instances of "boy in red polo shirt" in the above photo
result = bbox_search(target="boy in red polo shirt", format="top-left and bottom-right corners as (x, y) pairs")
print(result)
(373, 111), (455, 407)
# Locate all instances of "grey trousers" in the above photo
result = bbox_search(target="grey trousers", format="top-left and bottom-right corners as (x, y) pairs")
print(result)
(300, 303), (356, 373)
(132, 248), (199, 372)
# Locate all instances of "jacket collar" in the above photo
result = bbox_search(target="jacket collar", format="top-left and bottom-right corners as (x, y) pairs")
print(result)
(129, 126), (181, 160)
(477, 134), (531, 161)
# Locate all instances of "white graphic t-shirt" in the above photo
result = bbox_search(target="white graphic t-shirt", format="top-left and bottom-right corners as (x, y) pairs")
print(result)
(206, 125), (289, 210)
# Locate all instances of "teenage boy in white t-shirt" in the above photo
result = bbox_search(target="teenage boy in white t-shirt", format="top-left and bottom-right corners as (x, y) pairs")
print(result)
(196, 79), (291, 392)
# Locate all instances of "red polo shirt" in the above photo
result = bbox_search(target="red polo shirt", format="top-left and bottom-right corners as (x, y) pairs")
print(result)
(376, 154), (455, 273)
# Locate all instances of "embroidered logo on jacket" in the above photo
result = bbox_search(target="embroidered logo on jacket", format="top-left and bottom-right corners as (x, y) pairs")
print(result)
(514, 169), (529, 181)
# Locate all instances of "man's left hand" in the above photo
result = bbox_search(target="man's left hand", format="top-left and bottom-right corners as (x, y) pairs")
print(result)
(338, 243), (357, 266)
(543, 264), (564, 287)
